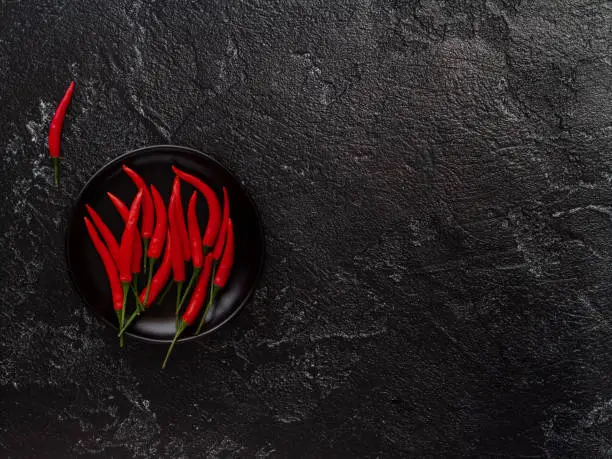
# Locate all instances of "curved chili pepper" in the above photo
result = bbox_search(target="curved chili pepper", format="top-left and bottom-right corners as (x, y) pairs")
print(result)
(187, 191), (203, 268)
(118, 189), (144, 284)
(172, 165), (221, 251)
(177, 191), (203, 313)
(169, 182), (186, 320)
(122, 165), (154, 271)
(142, 184), (168, 307)
(196, 219), (234, 334)
(118, 189), (143, 332)
(162, 254), (213, 369)
(211, 187), (230, 261)
(106, 192), (143, 275)
(118, 230), (173, 336)
(85, 204), (120, 266)
(48, 81), (74, 186)
(84, 216), (124, 347)
(172, 178), (191, 262)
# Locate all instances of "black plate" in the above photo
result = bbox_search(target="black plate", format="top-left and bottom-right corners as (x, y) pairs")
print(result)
(66, 145), (264, 343)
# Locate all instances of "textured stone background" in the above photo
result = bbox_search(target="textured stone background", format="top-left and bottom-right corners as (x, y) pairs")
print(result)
(0, 0), (611, 457)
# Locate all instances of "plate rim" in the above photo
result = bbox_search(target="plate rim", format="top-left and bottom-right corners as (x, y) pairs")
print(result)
(65, 144), (266, 344)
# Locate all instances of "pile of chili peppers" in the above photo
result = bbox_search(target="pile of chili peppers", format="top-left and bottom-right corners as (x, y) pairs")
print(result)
(84, 165), (234, 368)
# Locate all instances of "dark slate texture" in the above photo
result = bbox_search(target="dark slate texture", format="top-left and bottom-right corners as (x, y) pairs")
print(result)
(0, 0), (611, 457)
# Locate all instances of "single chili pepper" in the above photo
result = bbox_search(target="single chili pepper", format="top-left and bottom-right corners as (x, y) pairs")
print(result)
(122, 165), (154, 270)
(169, 183), (186, 321)
(48, 81), (74, 186)
(172, 178), (191, 262)
(118, 230), (173, 336)
(162, 254), (213, 369)
(85, 204), (120, 266)
(172, 165), (221, 252)
(84, 216), (125, 347)
(196, 219), (234, 334)
(106, 192), (143, 277)
(178, 191), (203, 311)
(142, 184), (168, 307)
(118, 189), (144, 333)
(211, 187), (230, 262)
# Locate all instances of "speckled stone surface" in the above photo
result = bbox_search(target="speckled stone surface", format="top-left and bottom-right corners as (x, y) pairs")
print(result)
(0, 1), (611, 457)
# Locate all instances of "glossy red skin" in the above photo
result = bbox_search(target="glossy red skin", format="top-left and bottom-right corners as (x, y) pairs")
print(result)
(139, 231), (173, 307)
(48, 81), (74, 158)
(187, 191), (203, 268)
(172, 179), (191, 261)
(118, 190), (143, 283)
(122, 165), (154, 238)
(85, 204), (120, 266)
(106, 192), (142, 274)
(168, 184), (186, 282)
(172, 165), (221, 250)
(182, 254), (213, 325)
(84, 217), (123, 310)
(213, 219), (234, 288)
(212, 187), (230, 261)
(148, 185), (167, 259)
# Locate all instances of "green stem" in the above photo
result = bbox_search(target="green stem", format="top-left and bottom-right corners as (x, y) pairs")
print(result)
(179, 268), (200, 309)
(130, 279), (142, 312)
(162, 320), (187, 369)
(175, 282), (184, 328)
(118, 309), (140, 336)
(142, 258), (156, 307)
(143, 239), (149, 272)
(52, 157), (59, 186)
(115, 310), (124, 347)
(157, 281), (173, 305)
(196, 284), (220, 334)
(119, 283), (129, 347)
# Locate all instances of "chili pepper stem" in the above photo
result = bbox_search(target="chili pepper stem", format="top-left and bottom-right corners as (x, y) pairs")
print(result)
(143, 239), (149, 272)
(157, 281), (173, 305)
(130, 279), (143, 312)
(118, 309), (140, 336)
(120, 283), (129, 344)
(196, 284), (220, 334)
(162, 320), (187, 369)
(143, 257), (156, 307)
(52, 157), (59, 186)
(175, 282), (184, 327)
(115, 310), (124, 347)
(179, 267), (200, 309)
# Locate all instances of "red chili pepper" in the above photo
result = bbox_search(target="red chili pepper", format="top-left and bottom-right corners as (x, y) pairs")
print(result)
(118, 230), (173, 337)
(85, 204), (120, 266)
(183, 254), (213, 325)
(211, 187), (230, 261)
(172, 178), (191, 262)
(196, 219), (234, 334)
(162, 254), (213, 369)
(176, 191), (204, 316)
(147, 185), (168, 259)
(122, 165), (154, 270)
(169, 180), (186, 284)
(48, 81), (74, 186)
(118, 189), (144, 284)
(213, 219), (234, 288)
(84, 216), (124, 347)
(169, 181), (186, 320)
(84, 217), (123, 311)
(140, 231), (172, 307)
(187, 191), (203, 268)
(117, 189), (143, 333)
(106, 192), (143, 275)
(172, 165), (221, 251)
(142, 184), (168, 307)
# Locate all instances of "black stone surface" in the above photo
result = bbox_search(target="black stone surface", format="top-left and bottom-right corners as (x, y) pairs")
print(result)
(0, 1), (610, 457)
